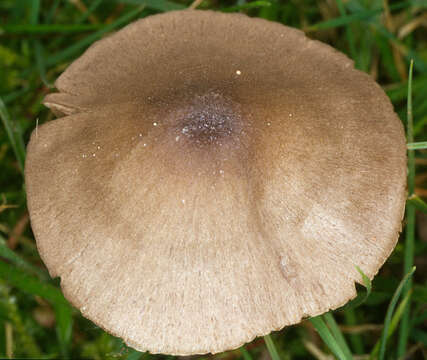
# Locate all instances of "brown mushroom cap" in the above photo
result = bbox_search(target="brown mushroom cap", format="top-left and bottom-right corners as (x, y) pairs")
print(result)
(25, 10), (406, 355)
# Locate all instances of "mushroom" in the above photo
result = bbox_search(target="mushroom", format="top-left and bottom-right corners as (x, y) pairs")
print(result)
(25, 9), (406, 356)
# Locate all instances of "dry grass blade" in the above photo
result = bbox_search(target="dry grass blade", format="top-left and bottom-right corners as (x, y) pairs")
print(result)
(398, 13), (427, 39)
(339, 324), (383, 334)
(189, 0), (203, 9)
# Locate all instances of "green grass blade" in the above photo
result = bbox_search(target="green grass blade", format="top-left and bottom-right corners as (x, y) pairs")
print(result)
(407, 141), (427, 150)
(112, 0), (185, 11)
(46, 6), (145, 67)
(344, 308), (364, 354)
(240, 346), (253, 360)
(0, 260), (69, 307)
(357, 27), (374, 73)
(386, 75), (427, 103)
(323, 313), (353, 359)
(3, 87), (32, 104)
(34, 40), (51, 87)
(404, 115), (426, 135)
(310, 316), (350, 360)
(370, 289), (412, 359)
(388, 291), (413, 343)
(308, 2), (410, 31)
(307, 10), (380, 31)
(30, 0), (51, 88)
(0, 235), (48, 280)
(222, 1), (272, 12)
(264, 334), (281, 360)
(335, 0), (356, 60)
(371, 24), (427, 72)
(76, 0), (104, 24)
(29, 0), (40, 25)
(46, 0), (61, 24)
(0, 23), (101, 35)
(407, 194), (427, 213)
(54, 302), (73, 357)
(398, 59), (415, 358)
(379, 267), (416, 360)
(0, 97), (26, 174)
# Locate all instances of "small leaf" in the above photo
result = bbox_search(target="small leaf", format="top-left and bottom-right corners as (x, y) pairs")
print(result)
(356, 265), (372, 300)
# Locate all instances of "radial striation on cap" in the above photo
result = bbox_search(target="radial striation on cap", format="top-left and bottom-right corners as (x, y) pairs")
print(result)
(25, 10), (407, 356)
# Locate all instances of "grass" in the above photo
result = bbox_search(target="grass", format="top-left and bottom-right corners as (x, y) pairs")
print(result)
(0, 0), (426, 359)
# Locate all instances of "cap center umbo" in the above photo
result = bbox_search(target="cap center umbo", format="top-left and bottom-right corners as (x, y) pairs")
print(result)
(175, 92), (244, 148)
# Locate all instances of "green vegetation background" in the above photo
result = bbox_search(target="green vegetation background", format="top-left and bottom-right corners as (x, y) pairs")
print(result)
(0, 0), (426, 359)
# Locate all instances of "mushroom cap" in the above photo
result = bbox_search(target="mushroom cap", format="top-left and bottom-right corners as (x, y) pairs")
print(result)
(25, 10), (406, 355)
